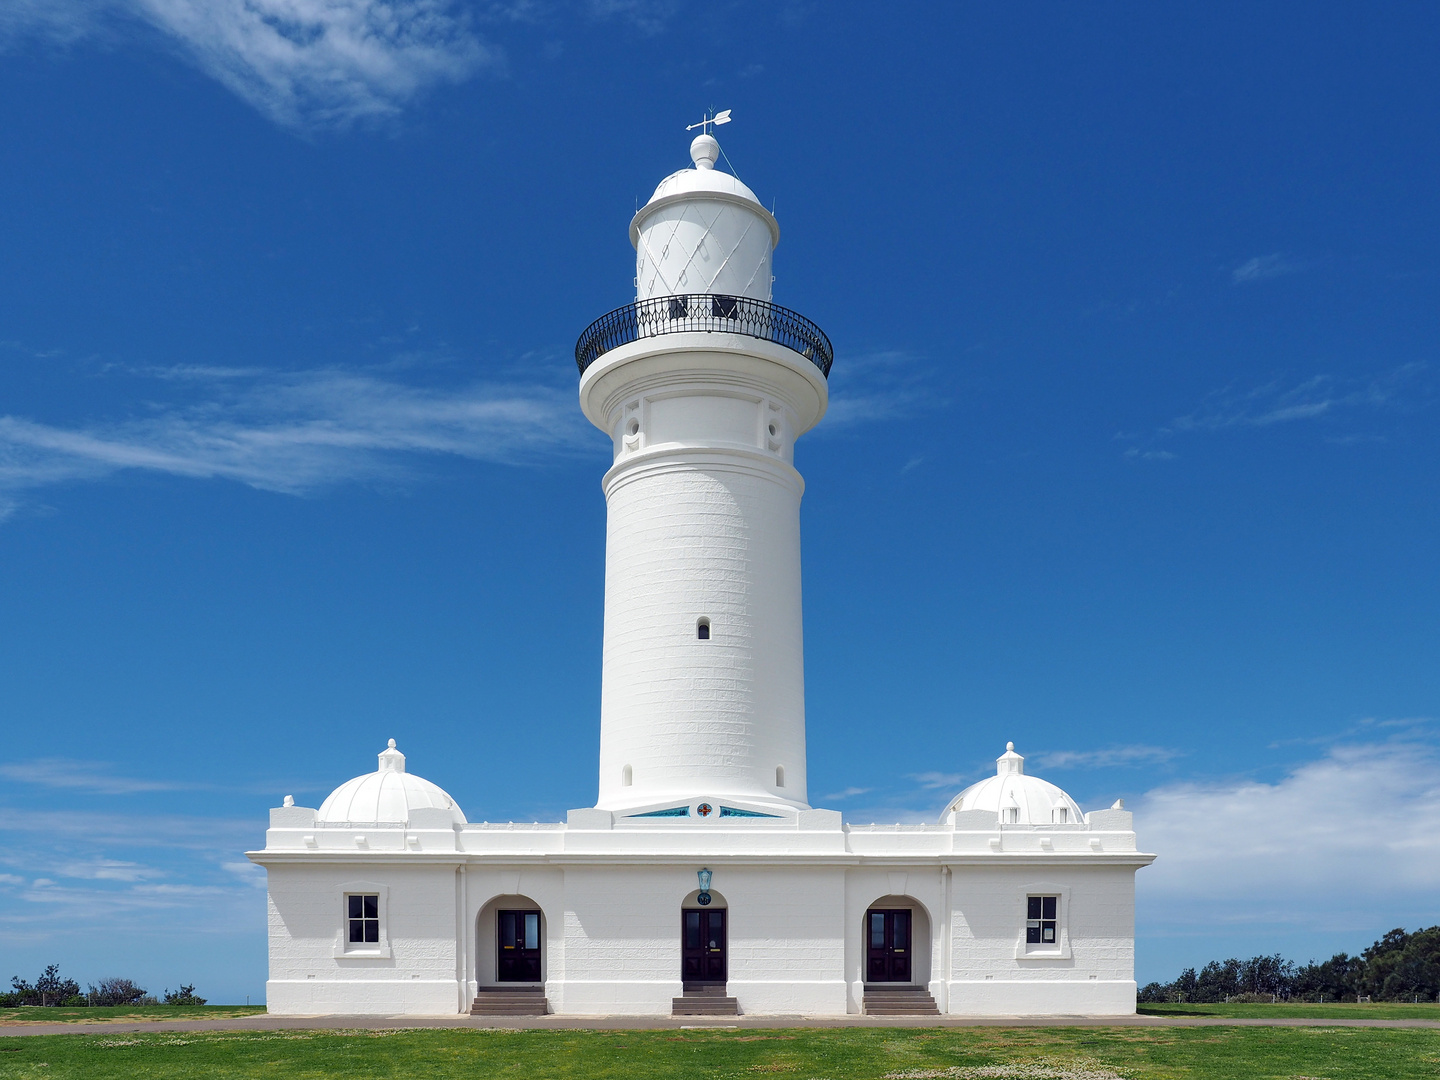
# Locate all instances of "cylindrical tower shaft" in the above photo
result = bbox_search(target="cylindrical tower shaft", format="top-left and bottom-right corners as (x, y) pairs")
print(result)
(576, 131), (830, 815)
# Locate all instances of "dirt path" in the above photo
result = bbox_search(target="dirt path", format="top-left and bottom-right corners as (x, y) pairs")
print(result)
(3, 1013), (1439, 1036)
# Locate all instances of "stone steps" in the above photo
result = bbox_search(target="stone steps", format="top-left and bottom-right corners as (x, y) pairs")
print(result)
(862, 985), (940, 1016)
(673, 984), (739, 1016)
(471, 988), (549, 1016)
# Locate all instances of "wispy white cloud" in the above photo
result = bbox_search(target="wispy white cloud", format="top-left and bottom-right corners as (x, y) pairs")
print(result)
(0, 806), (266, 944)
(819, 350), (939, 430)
(1, 0), (495, 129)
(1232, 253), (1303, 284)
(1033, 745), (1179, 771)
(1119, 363), (1433, 462)
(0, 759), (202, 795)
(1136, 738), (1440, 932)
(820, 786), (872, 802)
(585, 0), (677, 35)
(0, 365), (588, 515)
(1166, 365), (1427, 434)
(909, 770), (967, 791)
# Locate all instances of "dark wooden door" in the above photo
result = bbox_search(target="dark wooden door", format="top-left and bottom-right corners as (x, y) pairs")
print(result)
(497, 909), (542, 982)
(682, 908), (727, 983)
(866, 909), (912, 982)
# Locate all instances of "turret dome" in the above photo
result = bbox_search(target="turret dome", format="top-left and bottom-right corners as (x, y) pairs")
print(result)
(316, 739), (466, 826)
(940, 742), (1083, 825)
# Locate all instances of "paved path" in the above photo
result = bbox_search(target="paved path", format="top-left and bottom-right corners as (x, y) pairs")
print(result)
(3, 1013), (1439, 1036)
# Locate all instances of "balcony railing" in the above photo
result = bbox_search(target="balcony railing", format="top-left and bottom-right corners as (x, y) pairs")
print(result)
(575, 294), (833, 378)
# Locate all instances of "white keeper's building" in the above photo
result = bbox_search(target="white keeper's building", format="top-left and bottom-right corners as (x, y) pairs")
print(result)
(248, 127), (1155, 1019)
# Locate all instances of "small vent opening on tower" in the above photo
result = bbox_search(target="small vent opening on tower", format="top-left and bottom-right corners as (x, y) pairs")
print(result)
(697, 617), (711, 640)
(622, 764), (633, 787)
(775, 765), (785, 788)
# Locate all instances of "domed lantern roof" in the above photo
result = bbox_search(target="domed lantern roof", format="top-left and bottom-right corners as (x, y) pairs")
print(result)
(316, 739), (467, 826)
(629, 127), (780, 303)
(940, 742), (1084, 825)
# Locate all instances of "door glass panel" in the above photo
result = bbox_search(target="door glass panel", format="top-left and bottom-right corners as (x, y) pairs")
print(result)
(686, 911), (700, 949)
(524, 913), (539, 950)
(894, 911), (909, 951)
(501, 912), (515, 948)
(870, 912), (885, 948)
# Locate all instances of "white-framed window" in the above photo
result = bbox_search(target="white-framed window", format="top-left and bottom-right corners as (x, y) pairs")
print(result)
(1026, 895), (1058, 945)
(1013, 884), (1071, 959)
(347, 894), (379, 944)
(335, 881), (390, 957)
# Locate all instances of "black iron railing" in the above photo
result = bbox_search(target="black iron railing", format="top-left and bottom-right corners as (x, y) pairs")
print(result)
(575, 294), (833, 378)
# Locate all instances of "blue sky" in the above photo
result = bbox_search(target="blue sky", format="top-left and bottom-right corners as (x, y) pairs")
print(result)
(1, 1), (1437, 1003)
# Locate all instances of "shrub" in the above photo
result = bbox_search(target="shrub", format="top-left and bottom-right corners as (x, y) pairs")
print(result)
(87, 978), (147, 1007)
(163, 985), (207, 1005)
(10, 965), (80, 1007)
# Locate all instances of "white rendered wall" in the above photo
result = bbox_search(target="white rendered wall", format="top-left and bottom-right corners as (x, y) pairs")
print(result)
(581, 337), (828, 814)
(265, 863), (461, 1015)
(597, 453), (807, 810)
(945, 865), (1138, 1016)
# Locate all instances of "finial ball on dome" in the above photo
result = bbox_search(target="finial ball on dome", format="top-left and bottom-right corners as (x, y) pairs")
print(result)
(690, 133), (720, 170)
(388, 738), (397, 749)
(1006, 741), (1015, 752)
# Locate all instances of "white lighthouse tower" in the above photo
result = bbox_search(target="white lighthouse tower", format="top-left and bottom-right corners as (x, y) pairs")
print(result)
(576, 123), (833, 815)
(253, 120), (1152, 1022)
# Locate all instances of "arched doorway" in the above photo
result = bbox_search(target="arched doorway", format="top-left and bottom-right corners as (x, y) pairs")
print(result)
(680, 888), (727, 986)
(476, 894), (547, 986)
(863, 895), (932, 985)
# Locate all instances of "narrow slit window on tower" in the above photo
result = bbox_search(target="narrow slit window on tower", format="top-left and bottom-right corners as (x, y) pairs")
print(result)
(775, 766), (785, 788)
(697, 618), (711, 640)
(622, 764), (633, 786)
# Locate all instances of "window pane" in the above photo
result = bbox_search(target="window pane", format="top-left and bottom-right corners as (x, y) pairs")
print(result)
(524, 913), (539, 951)
(870, 913), (885, 948)
(1026, 925), (1040, 944)
(348, 895), (363, 919)
(349, 919), (365, 943)
(1027, 896), (1042, 920)
(364, 920), (379, 943)
(1042, 896), (1057, 919)
(363, 895), (378, 919)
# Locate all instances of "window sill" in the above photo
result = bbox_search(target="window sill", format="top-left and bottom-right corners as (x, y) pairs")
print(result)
(334, 944), (392, 959)
(1014, 945), (1071, 960)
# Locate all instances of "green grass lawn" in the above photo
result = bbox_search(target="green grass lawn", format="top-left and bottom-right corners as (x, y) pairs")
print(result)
(1, 1026), (1437, 1079)
(1140, 1001), (1440, 1020)
(0, 1005), (266, 1025)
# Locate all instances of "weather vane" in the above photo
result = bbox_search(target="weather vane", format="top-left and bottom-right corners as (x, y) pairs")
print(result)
(686, 108), (732, 136)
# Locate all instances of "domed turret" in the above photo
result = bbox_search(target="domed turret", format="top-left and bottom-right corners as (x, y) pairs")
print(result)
(631, 133), (779, 302)
(317, 739), (466, 826)
(940, 742), (1084, 825)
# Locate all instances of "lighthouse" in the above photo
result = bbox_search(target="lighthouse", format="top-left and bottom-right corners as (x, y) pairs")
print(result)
(253, 120), (1152, 1021)
(576, 125), (833, 814)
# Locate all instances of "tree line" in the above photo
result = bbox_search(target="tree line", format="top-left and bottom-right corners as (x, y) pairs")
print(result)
(1140, 926), (1440, 1003)
(2, 965), (205, 1008)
